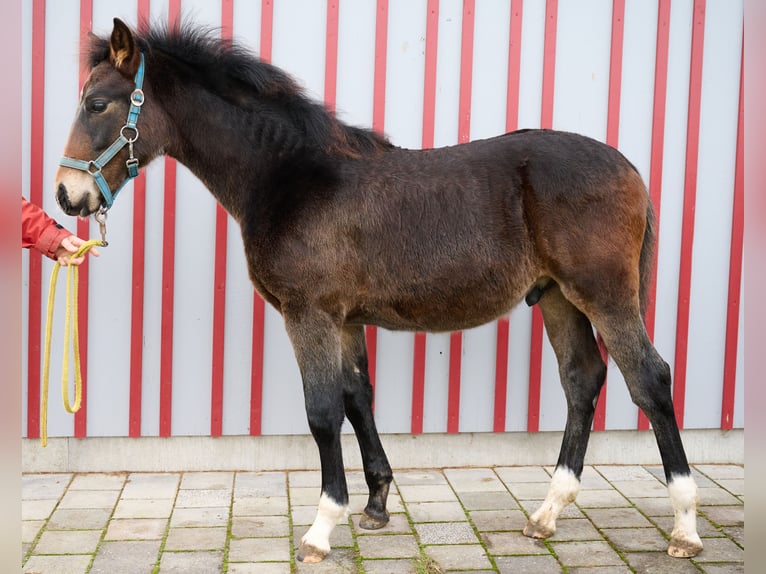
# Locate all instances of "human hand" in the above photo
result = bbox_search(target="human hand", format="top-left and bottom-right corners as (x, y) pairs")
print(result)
(54, 235), (101, 266)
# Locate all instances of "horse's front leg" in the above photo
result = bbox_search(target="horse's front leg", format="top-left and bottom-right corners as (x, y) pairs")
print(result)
(341, 325), (393, 529)
(283, 307), (349, 563)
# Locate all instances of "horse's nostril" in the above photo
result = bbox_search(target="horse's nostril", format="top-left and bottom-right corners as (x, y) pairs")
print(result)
(57, 183), (72, 212)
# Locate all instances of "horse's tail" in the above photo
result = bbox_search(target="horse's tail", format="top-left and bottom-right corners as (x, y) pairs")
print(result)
(638, 199), (657, 320)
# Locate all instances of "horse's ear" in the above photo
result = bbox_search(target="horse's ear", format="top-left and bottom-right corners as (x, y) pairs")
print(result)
(109, 18), (140, 78)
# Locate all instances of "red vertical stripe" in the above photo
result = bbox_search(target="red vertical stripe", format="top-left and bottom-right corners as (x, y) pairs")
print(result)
(129, 172), (146, 437)
(721, 43), (743, 430)
(528, 0), (558, 433)
(26, 0), (46, 439)
(325, 1), (340, 113)
(159, 0), (182, 438)
(673, 0), (706, 430)
(447, 0), (475, 434)
(367, 0), (389, 403)
(641, 0), (671, 431)
(494, 0), (524, 433)
(129, 0), (151, 438)
(74, 0), (93, 439)
(493, 317), (510, 432)
(592, 0), (626, 432)
(210, 2), (234, 437)
(249, 0), (274, 436)
(411, 0), (439, 434)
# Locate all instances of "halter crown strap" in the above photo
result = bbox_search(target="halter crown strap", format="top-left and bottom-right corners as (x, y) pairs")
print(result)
(59, 52), (145, 209)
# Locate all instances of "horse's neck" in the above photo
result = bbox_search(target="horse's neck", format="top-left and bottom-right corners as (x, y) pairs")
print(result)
(163, 86), (295, 221)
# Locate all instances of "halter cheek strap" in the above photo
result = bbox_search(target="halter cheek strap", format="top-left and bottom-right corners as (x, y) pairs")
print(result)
(59, 52), (145, 210)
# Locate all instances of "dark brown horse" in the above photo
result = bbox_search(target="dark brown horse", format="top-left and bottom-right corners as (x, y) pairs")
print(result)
(55, 19), (703, 563)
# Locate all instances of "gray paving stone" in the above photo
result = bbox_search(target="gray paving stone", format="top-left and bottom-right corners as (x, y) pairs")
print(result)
(104, 518), (167, 540)
(113, 497), (175, 518)
(356, 534), (420, 559)
(291, 504), (319, 526)
(630, 496), (674, 516)
(457, 490), (518, 510)
(549, 540), (625, 567)
(578, 467), (612, 490)
(723, 525), (744, 546)
(89, 540), (161, 574)
(406, 501), (467, 522)
(228, 536), (291, 562)
(425, 544), (493, 570)
(47, 507), (112, 530)
(415, 522), (478, 544)
(22, 499), (59, 520)
(495, 554), (563, 574)
(700, 564), (745, 574)
(505, 481), (551, 499)
(235, 471), (287, 496)
(180, 471), (233, 490)
(444, 467), (506, 492)
(362, 558), (418, 574)
(164, 526), (227, 550)
(23, 554), (92, 574)
(482, 531), (550, 555)
(159, 550), (224, 573)
(698, 488), (743, 506)
(549, 518), (602, 541)
(495, 466), (551, 483)
(652, 515), (726, 539)
(228, 563), (292, 574)
(469, 508), (526, 532)
(68, 473), (126, 490)
(568, 566), (632, 573)
(287, 470), (322, 487)
(716, 479), (744, 495)
(694, 465), (744, 479)
(394, 470), (449, 485)
(289, 486), (322, 506)
(232, 515), (290, 538)
(121, 473), (180, 499)
(623, 551), (701, 574)
(22, 520), (44, 543)
(573, 489), (631, 508)
(22, 474), (71, 500)
(601, 527), (669, 551)
(171, 506), (230, 527)
(595, 465), (655, 481)
(701, 505), (744, 527)
(175, 488), (232, 508)
(233, 496), (289, 516)
(33, 528), (102, 554)
(583, 506), (653, 528)
(58, 489), (121, 510)
(397, 484), (457, 503)
(690, 537), (745, 563)
(611, 479), (669, 498)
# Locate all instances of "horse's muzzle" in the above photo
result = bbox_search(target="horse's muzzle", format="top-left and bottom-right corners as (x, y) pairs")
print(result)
(56, 182), (95, 217)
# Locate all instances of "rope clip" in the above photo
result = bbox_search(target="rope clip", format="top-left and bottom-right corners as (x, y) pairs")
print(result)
(94, 208), (109, 246)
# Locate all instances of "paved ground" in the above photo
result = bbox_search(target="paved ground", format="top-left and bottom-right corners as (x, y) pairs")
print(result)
(22, 464), (743, 573)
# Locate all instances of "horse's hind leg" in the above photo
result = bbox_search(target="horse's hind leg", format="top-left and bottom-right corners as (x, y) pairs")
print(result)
(282, 307), (349, 563)
(341, 325), (393, 529)
(564, 287), (703, 558)
(523, 285), (607, 540)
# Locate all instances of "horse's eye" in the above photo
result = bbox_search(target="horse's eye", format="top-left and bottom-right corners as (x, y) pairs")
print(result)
(87, 100), (108, 113)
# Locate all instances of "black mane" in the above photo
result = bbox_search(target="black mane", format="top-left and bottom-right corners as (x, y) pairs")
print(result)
(88, 20), (392, 157)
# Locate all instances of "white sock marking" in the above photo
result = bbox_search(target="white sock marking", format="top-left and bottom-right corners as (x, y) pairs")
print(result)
(529, 467), (580, 533)
(668, 474), (701, 547)
(301, 493), (349, 555)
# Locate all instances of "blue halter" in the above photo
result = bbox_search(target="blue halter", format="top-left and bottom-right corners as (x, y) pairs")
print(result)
(59, 52), (145, 210)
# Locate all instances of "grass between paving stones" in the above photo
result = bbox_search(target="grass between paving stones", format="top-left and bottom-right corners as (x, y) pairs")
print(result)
(151, 473), (182, 574)
(85, 473), (128, 573)
(22, 474), (76, 566)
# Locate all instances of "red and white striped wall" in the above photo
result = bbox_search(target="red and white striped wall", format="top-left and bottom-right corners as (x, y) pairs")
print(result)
(22, 0), (744, 440)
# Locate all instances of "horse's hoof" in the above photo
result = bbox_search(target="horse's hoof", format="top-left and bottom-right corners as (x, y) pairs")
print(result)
(296, 542), (328, 563)
(523, 519), (555, 539)
(359, 510), (389, 530)
(668, 535), (703, 558)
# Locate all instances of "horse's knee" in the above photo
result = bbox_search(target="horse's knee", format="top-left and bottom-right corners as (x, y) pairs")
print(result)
(627, 357), (674, 416)
(561, 357), (607, 411)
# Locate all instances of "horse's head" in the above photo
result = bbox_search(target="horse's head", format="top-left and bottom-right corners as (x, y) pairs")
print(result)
(56, 18), (164, 216)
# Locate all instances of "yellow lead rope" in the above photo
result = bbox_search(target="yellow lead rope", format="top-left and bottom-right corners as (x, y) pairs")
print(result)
(40, 239), (105, 447)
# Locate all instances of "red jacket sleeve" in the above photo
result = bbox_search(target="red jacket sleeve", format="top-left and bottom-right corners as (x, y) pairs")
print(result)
(21, 196), (71, 260)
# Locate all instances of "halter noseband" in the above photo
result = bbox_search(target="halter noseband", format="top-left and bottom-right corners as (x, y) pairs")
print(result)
(59, 52), (146, 210)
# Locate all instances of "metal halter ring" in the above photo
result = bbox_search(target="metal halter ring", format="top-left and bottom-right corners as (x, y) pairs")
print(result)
(120, 125), (139, 142)
(130, 88), (145, 107)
